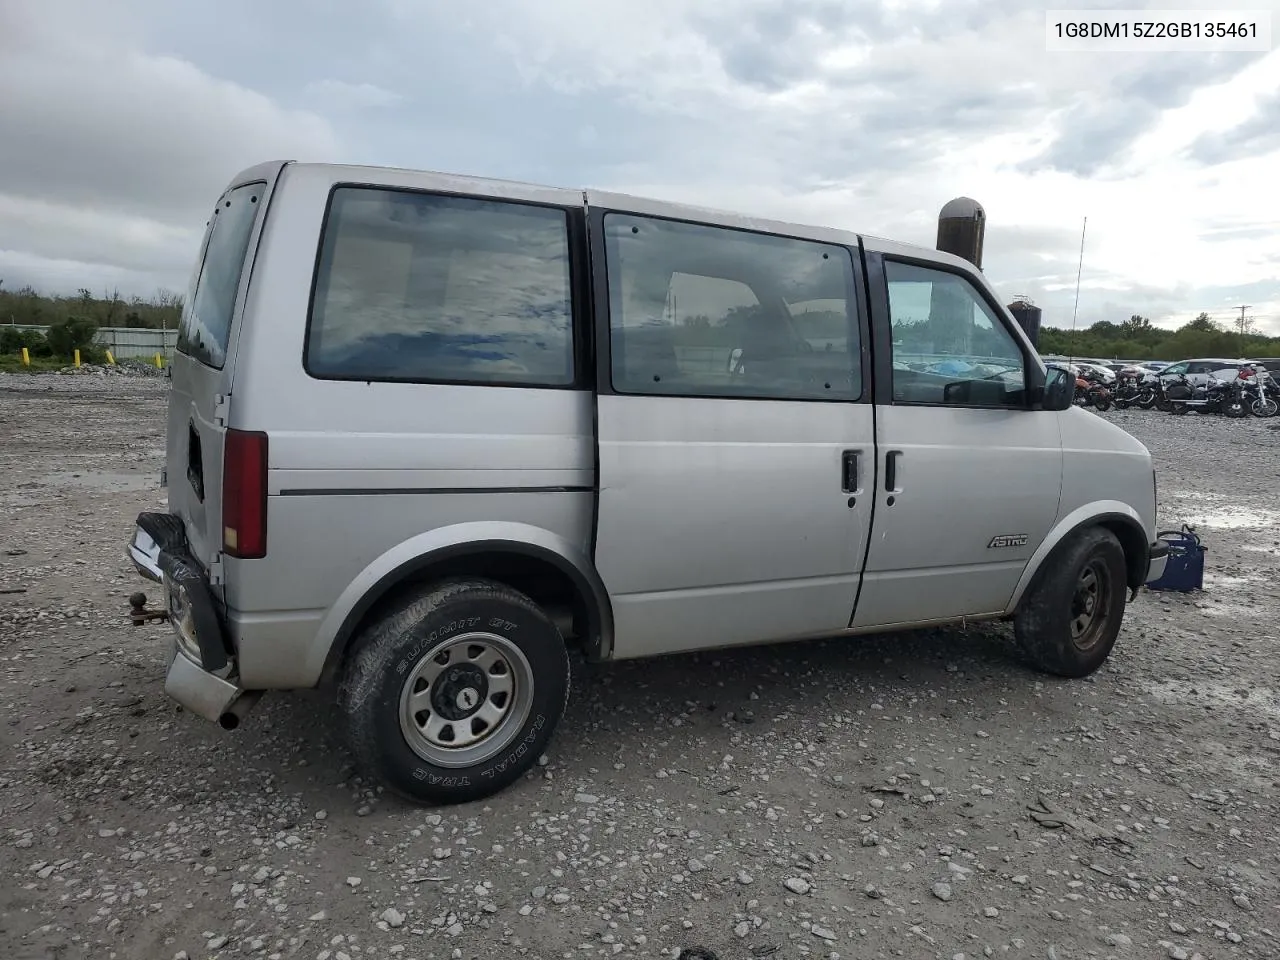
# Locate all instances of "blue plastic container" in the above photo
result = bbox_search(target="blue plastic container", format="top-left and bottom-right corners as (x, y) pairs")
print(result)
(1147, 527), (1206, 592)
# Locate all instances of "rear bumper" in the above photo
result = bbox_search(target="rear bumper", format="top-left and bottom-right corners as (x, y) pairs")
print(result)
(164, 640), (245, 723)
(1145, 539), (1169, 584)
(129, 512), (246, 723)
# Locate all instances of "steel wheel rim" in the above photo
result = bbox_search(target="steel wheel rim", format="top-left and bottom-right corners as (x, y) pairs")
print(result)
(1069, 560), (1111, 651)
(398, 632), (534, 769)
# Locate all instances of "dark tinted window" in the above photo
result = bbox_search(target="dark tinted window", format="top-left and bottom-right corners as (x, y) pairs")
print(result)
(178, 182), (266, 368)
(603, 213), (860, 401)
(885, 260), (1026, 407)
(306, 188), (574, 386)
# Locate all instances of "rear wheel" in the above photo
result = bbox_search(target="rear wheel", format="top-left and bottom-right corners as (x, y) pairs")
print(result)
(1014, 527), (1127, 678)
(338, 578), (570, 805)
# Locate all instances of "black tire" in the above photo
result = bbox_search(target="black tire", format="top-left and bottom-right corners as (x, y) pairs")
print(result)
(1136, 390), (1156, 409)
(338, 578), (570, 805)
(1014, 527), (1127, 678)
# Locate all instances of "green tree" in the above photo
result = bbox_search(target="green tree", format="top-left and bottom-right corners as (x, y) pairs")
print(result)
(45, 316), (101, 360)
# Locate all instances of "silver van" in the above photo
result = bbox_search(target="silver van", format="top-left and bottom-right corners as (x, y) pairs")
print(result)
(128, 161), (1168, 805)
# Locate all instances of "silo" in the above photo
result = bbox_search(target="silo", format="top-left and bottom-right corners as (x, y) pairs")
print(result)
(936, 197), (985, 269)
(1007, 297), (1042, 348)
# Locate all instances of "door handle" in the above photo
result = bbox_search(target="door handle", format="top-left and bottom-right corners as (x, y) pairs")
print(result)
(842, 450), (861, 493)
(885, 450), (902, 493)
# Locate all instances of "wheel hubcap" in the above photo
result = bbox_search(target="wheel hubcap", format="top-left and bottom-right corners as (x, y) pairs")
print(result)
(398, 632), (534, 768)
(1069, 562), (1110, 650)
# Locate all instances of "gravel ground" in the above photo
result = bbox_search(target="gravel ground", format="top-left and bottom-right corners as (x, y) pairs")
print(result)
(2, 372), (1278, 960)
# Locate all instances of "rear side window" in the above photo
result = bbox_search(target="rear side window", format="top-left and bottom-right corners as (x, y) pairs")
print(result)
(305, 187), (575, 386)
(603, 213), (861, 401)
(178, 182), (266, 369)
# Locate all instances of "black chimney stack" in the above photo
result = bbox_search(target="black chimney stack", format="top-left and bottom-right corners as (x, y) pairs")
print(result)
(936, 197), (985, 270)
(1007, 296), (1043, 348)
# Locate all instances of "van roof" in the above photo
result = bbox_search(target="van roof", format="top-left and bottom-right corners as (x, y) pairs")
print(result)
(237, 160), (978, 274)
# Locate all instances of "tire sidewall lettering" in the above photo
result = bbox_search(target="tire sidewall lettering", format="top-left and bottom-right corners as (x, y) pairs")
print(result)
(480, 713), (546, 779)
(395, 616), (485, 676)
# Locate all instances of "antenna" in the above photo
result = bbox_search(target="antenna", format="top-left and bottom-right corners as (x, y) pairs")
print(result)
(1070, 216), (1087, 334)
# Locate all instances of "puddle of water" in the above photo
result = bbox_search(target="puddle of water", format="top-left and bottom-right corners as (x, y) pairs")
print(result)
(1171, 492), (1280, 530)
(39, 471), (156, 493)
(1147, 678), (1280, 720)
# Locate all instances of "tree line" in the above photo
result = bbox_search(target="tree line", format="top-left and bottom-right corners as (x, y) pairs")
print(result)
(0, 281), (184, 366)
(1037, 312), (1279, 361)
(0, 281), (183, 331)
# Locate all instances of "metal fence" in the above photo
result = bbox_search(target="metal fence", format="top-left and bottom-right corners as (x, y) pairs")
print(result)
(4, 323), (178, 361)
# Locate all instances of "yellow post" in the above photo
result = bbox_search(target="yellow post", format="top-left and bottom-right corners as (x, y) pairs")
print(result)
(155, 352), (164, 369)
(74, 349), (81, 368)
(21, 347), (30, 366)
(105, 350), (115, 365)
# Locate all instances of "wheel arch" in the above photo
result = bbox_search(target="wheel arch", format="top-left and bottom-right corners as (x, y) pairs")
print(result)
(1007, 503), (1150, 612)
(313, 522), (614, 685)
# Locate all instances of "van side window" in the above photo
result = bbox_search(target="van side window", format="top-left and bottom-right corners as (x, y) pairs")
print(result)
(178, 181), (266, 369)
(884, 260), (1027, 408)
(603, 213), (860, 401)
(306, 188), (575, 386)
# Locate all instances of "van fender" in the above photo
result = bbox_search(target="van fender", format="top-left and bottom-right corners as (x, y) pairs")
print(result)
(308, 521), (614, 682)
(1005, 501), (1148, 613)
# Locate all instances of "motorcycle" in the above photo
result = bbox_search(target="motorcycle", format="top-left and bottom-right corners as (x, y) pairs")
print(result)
(1243, 369), (1279, 417)
(1111, 370), (1148, 409)
(1073, 370), (1113, 411)
(1164, 373), (1236, 416)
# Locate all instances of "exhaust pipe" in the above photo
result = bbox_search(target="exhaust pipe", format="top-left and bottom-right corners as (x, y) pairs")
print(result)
(218, 691), (264, 730)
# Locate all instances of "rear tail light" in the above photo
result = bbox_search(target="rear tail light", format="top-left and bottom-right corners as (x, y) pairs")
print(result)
(222, 429), (268, 559)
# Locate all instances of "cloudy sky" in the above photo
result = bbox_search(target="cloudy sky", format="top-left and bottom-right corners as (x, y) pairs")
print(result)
(2, 0), (1277, 333)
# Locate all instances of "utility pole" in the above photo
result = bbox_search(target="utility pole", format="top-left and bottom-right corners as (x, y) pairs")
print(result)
(1234, 303), (1252, 339)
(1231, 304), (1253, 356)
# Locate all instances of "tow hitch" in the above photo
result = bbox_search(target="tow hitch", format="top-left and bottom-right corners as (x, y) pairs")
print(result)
(128, 591), (169, 627)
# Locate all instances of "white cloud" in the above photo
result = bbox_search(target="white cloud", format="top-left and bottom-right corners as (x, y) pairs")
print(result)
(303, 79), (404, 110)
(0, 0), (339, 292)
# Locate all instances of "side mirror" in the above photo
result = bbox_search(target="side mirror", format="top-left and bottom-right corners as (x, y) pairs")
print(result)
(1042, 366), (1073, 411)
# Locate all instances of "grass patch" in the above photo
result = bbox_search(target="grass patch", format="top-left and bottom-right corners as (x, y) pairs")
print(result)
(0, 354), (66, 373)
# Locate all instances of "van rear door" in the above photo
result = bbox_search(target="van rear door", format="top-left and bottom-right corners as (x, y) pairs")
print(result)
(165, 163), (283, 581)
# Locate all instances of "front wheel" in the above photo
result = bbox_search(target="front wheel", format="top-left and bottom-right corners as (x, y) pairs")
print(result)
(338, 578), (570, 805)
(1253, 397), (1279, 418)
(1014, 527), (1128, 678)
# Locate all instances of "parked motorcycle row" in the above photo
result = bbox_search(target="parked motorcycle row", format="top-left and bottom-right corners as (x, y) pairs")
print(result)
(1056, 362), (1280, 419)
